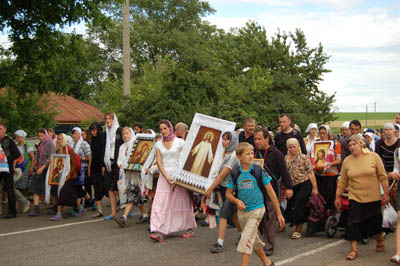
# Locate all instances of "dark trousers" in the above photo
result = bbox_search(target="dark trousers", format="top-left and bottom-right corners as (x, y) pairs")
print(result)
(0, 170), (17, 215)
(262, 200), (277, 251)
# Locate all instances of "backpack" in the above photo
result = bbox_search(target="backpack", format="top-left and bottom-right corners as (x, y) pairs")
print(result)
(230, 164), (268, 203)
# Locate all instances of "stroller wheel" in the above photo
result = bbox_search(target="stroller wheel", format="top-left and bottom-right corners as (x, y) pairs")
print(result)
(325, 216), (338, 238)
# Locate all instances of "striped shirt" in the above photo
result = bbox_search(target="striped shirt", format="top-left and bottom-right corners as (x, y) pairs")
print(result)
(376, 139), (400, 172)
(227, 164), (271, 211)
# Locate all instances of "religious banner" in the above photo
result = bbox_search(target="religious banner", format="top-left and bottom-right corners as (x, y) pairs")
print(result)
(174, 113), (236, 194)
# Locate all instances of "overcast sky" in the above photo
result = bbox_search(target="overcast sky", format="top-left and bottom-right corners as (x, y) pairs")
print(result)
(205, 0), (400, 112)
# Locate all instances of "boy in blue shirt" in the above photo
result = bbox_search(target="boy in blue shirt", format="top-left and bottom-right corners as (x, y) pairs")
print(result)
(226, 142), (285, 266)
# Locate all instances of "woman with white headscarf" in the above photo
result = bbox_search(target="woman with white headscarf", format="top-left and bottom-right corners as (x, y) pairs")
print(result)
(70, 127), (92, 207)
(304, 123), (319, 156)
(102, 112), (123, 220)
(50, 133), (87, 221)
(114, 127), (149, 227)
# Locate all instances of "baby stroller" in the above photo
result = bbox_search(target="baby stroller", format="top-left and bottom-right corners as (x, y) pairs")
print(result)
(324, 189), (350, 238)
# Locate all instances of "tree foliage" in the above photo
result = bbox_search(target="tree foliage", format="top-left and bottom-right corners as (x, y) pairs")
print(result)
(1, 0), (337, 132)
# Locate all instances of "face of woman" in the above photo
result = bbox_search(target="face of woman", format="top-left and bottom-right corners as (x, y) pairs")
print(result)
(81, 131), (87, 140)
(56, 134), (63, 147)
(72, 131), (80, 141)
(348, 140), (362, 155)
(309, 128), (317, 137)
(222, 136), (231, 149)
(38, 132), (45, 142)
(122, 130), (131, 142)
(90, 128), (97, 137)
(319, 128), (328, 140)
(15, 135), (23, 144)
(159, 123), (170, 138)
(287, 144), (299, 156)
(105, 115), (113, 127)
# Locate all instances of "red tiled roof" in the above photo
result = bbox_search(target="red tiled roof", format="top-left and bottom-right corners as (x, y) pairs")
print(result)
(49, 93), (104, 125)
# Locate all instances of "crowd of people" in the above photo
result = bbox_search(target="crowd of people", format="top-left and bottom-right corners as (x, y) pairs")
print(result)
(1, 112), (400, 266)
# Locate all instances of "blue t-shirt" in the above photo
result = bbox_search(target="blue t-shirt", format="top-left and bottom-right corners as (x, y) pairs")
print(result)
(227, 164), (271, 211)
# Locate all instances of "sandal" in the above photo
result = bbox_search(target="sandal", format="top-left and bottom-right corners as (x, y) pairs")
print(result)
(346, 250), (358, 260)
(92, 212), (104, 218)
(182, 229), (196, 239)
(391, 255), (400, 264)
(376, 239), (385, 252)
(291, 232), (302, 239)
(150, 233), (164, 242)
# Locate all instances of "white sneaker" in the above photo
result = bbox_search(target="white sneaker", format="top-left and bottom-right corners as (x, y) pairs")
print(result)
(23, 201), (30, 213)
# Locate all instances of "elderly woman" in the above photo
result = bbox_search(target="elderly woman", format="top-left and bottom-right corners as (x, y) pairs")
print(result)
(335, 135), (389, 260)
(285, 138), (318, 239)
(304, 123), (319, 155)
(312, 124), (341, 215)
(50, 133), (87, 221)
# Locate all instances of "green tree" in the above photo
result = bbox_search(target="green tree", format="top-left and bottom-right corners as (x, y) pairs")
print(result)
(0, 0), (108, 95)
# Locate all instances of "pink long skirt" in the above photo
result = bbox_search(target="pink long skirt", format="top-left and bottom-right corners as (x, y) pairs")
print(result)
(150, 174), (197, 235)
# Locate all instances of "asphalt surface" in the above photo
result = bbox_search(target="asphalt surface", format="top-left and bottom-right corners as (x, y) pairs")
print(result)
(0, 200), (397, 266)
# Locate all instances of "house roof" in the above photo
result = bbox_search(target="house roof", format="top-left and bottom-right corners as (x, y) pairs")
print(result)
(49, 93), (104, 125)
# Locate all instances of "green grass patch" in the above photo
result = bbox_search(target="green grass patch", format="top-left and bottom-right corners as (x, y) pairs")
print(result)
(334, 112), (397, 121)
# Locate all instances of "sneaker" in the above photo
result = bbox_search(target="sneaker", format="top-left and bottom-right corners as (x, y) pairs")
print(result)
(210, 243), (224, 253)
(28, 206), (40, 216)
(115, 216), (127, 228)
(91, 212), (104, 218)
(50, 215), (63, 221)
(23, 201), (30, 213)
(136, 215), (149, 224)
(76, 208), (88, 217)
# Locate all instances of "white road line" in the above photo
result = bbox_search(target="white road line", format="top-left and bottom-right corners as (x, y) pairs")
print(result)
(276, 239), (346, 265)
(0, 213), (141, 238)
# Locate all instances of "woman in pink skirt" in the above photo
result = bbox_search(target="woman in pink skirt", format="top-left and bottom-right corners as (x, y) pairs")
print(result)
(150, 120), (197, 242)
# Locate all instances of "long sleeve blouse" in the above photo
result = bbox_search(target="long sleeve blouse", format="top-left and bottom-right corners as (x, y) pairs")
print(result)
(337, 152), (388, 203)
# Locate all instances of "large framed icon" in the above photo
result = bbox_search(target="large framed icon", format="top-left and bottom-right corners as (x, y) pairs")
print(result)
(126, 133), (156, 172)
(174, 113), (236, 194)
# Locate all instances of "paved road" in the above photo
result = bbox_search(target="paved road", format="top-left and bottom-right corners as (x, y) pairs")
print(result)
(0, 202), (397, 266)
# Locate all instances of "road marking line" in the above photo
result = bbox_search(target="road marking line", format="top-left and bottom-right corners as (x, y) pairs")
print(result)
(276, 239), (346, 265)
(0, 213), (141, 238)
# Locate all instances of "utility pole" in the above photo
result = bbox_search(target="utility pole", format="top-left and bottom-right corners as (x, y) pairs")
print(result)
(122, 0), (130, 97)
(374, 102), (376, 127)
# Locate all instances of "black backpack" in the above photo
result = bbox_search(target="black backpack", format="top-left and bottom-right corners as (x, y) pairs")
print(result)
(230, 164), (268, 203)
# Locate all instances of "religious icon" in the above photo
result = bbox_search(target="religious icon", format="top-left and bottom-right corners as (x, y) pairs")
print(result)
(183, 127), (221, 178)
(311, 141), (332, 171)
(174, 113), (236, 194)
(48, 155), (67, 185)
(126, 135), (155, 171)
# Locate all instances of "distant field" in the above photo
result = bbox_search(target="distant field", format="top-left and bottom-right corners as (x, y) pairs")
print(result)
(334, 112), (397, 121)
(329, 112), (397, 130)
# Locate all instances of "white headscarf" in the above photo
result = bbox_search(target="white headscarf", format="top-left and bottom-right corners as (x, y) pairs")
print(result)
(14, 130), (27, 139)
(305, 123), (318, 133)
(117, 128), (136, 169)
(104, 113), (120, 172)
(365, 132), (376, 152)
(70, 127), (83, 154)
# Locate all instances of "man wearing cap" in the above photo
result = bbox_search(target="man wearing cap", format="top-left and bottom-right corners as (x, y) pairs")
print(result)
(0, 123), (21, 218)
(375, 123), (400, 179)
